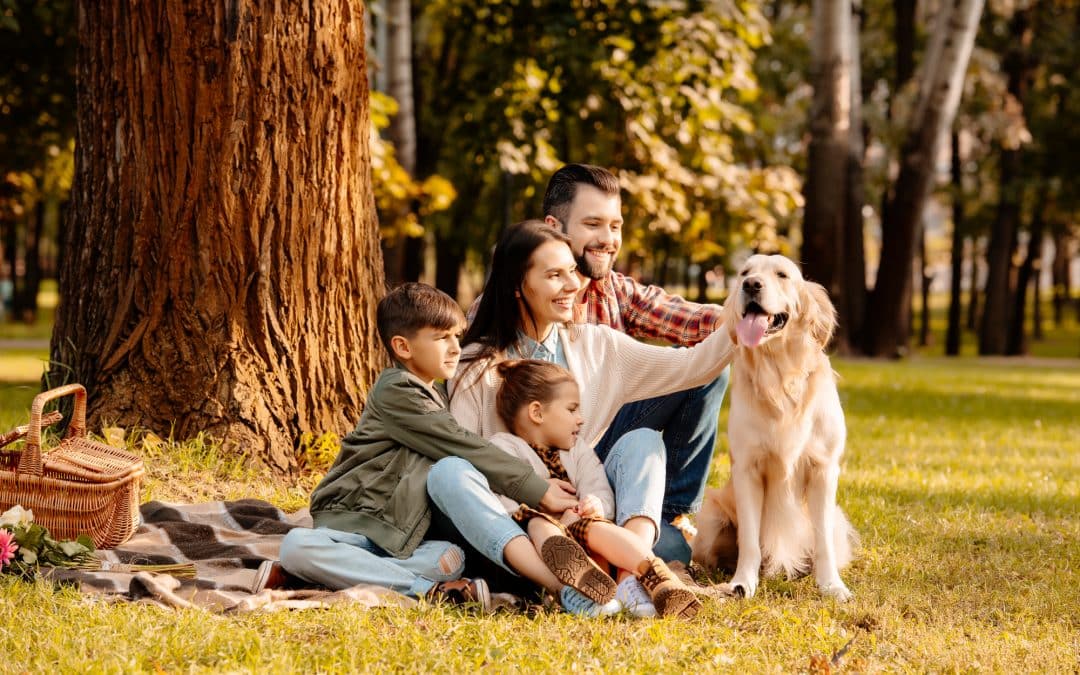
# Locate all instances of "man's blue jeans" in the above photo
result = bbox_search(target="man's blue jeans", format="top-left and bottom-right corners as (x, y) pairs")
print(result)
(278, 526), (465, 597)
(594, 367), (730, 563)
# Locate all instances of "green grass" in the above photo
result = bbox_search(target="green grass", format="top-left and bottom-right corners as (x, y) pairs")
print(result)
(0, 355), (1077, 672)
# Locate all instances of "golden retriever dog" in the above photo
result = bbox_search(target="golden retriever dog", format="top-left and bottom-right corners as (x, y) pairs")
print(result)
(691, 254), (856, 601)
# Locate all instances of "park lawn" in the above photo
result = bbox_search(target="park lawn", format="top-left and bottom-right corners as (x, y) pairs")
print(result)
(0, 356), (1078, 672)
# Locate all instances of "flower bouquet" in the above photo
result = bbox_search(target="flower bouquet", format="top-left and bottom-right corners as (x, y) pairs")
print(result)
(0, 505), (193, 578)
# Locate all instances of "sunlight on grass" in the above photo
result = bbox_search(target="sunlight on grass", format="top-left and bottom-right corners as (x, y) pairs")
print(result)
(1, 357), (1078, 671)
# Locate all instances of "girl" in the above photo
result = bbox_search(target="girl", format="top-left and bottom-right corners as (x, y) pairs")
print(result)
(491, 358), (701, 619)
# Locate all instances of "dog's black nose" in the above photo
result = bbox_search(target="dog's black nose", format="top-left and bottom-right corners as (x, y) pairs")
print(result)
(743, 277), (763, 293)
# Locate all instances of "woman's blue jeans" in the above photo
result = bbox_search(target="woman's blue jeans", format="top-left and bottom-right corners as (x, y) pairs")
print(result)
(426, 428), (667, 574)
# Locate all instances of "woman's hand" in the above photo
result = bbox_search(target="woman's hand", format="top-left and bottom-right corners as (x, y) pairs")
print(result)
(539, 478), (577, 513)
(574, 494), (602, 518)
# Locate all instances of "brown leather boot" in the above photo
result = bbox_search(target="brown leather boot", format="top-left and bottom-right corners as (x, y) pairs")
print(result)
(636, 557), (701, 619)
(540, 535), (617, 604)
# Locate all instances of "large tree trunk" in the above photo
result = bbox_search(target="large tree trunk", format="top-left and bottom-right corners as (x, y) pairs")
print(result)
(945, 132), (964, 356)
(863, 0), (983, 357)
(52, 0), (385, 472)
(801, 0), (851, 309)
(979, 7), (1034, 355)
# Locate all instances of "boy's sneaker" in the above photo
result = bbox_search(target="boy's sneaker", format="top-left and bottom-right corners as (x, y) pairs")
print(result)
(615, 576), (657, 618)
(636, 557), (701, 619)
(541, 535), (617, 603)
(559, 586), (622, 618)
(427, 578), (492, 612)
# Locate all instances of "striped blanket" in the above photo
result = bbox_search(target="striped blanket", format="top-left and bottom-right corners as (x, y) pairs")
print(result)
(46, 499), (414, 613)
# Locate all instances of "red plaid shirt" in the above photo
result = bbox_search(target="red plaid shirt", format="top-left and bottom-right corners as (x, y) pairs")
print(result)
(573, 271), (723, 346)
(467, 271), (722, 347)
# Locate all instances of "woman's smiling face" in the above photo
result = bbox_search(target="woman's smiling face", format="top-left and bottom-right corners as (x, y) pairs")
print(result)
(518, 239), (581, 339)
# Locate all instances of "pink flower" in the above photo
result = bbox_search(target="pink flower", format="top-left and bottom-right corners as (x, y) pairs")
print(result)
(0, 529), (17, 569)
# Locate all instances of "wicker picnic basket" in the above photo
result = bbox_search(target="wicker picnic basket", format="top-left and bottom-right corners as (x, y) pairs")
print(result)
(0, 384), (144, 549)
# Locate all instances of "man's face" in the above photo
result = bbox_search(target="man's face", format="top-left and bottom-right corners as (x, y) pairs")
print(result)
(550, 185), (623, 280)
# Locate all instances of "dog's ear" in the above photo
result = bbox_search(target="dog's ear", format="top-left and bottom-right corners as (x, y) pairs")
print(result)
(800, 281), (837, 349)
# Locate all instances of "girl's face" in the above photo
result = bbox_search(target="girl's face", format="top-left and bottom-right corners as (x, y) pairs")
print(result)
(518, 240), (581, 339)
(538, 381), (585, 450)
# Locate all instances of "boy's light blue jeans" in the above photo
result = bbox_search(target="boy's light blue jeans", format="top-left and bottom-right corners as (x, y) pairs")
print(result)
(278, 526), (464, 597)
(426, 428), (666, 573)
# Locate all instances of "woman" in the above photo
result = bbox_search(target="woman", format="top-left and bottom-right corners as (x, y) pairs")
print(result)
(426, 220), (735, 610)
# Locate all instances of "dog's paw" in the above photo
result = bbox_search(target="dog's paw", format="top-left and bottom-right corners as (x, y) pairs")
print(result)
(818, 581), (852, 602)
(719, 577), (758, 599)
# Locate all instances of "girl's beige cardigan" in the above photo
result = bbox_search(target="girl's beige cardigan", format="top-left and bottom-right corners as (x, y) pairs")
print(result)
(448, 323), (735, 452)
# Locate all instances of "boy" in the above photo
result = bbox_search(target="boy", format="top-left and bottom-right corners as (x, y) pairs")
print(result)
(279, 283), (568, 608)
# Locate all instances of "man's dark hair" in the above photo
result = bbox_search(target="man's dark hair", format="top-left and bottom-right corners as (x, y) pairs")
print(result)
(376, 282), (464, 358)
(541, 163), (620, 227)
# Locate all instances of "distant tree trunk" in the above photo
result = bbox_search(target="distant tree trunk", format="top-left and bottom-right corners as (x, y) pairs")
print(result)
(52, 0), (384, 472)
(802, 0), (851, 312)
(980, 7), (1034, 355)
(863, 0), (983, 357)
(1006, 184), (1048, 355)
(918, 221), (932, 347)
(382, 0), (422, 285)
(840, 1), (867, 354)
(945, 132), (964, 356)
(696, 258), (710, 303)
(1051, 229), (1070, 326)
(965, 236), (980, 330)
(1032, 250), (1044, 341)
(16, 200), (44, 320)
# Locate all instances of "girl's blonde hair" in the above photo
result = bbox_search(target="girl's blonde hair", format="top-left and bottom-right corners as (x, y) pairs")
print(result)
(495, 359), (577, 431)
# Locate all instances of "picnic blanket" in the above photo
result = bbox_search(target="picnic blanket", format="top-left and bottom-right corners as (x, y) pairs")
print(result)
(46, 499), (415, 613)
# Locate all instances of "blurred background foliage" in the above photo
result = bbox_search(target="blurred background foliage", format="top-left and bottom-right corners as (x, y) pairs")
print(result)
(1, 0), (1077, 356)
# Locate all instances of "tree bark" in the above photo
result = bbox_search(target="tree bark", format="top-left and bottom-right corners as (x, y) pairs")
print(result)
(945, 131), (964, 356)
(52, 0), (385, 472)
(802, 0), (851, 308)
(979, 7), (1034, 355)
(863, 0), (984, 357)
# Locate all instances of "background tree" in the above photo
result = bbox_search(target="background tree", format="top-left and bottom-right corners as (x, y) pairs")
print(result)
(863, 0), (984, 356)
(49, 0), (384, 471)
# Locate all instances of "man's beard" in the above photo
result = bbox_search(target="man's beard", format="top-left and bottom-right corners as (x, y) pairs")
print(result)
(575, 247), (615, 280)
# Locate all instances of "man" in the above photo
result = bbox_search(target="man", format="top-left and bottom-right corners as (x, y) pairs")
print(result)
(541, 163), (729, 564)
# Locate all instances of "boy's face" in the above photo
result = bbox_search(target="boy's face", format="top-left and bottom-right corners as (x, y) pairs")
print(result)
(393, 325), (463, 384)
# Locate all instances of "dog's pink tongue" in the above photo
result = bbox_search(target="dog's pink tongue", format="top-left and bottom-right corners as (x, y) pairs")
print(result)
(736, 313), (769, 348)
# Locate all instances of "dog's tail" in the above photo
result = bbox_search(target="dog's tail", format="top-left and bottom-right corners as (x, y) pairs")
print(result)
(691, 485), (739, 573)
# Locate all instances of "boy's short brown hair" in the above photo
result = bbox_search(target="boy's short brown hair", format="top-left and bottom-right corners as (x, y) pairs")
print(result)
(377, 283), (465, 358)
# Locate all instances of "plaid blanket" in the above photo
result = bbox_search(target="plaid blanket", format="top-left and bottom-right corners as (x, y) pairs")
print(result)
(47, 499), (414, 613)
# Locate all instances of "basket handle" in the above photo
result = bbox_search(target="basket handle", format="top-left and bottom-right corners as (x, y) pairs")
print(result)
(17, 384), (88, 476)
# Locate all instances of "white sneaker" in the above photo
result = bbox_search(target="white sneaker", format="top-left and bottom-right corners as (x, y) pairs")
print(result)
(616, 576), (657, 618)
(559, 586), (623, 618)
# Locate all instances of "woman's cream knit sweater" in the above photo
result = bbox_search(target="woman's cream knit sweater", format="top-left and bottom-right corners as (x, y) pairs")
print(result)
(448, 323), (735, 449)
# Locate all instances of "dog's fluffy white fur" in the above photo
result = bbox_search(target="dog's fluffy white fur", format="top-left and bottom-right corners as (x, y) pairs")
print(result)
(691, 254), (857, 600)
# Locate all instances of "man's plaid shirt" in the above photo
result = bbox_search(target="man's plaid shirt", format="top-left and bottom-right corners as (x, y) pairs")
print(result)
(573, 271), (722, 346)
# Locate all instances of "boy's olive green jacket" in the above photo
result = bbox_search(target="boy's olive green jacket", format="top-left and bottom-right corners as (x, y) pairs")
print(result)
(310, 365), (549, 558)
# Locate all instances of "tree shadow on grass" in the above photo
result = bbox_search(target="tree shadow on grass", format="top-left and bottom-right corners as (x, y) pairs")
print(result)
(839, 382), (1080, 428)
